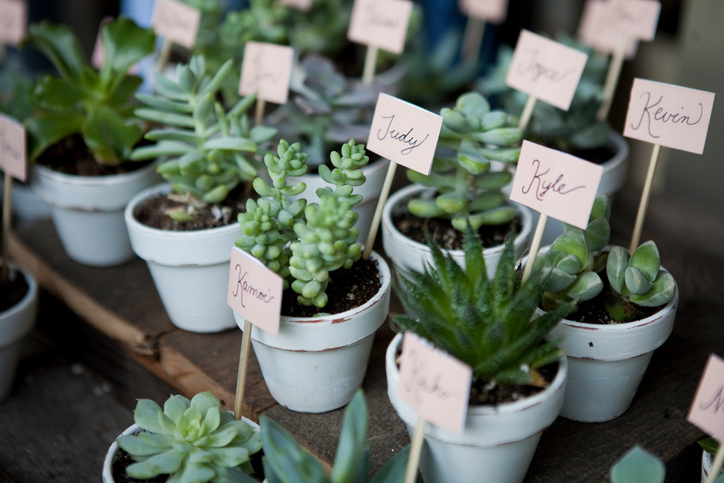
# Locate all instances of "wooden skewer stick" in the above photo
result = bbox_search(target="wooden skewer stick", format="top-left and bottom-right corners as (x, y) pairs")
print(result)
(596, 34), (628, 122)
(404, 417), (427, 483)
(461, 18), (485, 64)
(255, 99), (266, 126)
(1, 174), (11, 283)
(362, 46), (379, 86)
(156, 38), (173, 73)
(363, 161), (397, 260)
(518, 95), (537, 134)
(233, 320), (253, 420)
(706, 444), (724, 483)
(522, 213), (548, 282)
(629, 144), (661, 253)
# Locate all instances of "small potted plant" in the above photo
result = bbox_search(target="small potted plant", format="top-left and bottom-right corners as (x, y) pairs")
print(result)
(125, 55), (277, 333)
(235, 138), (391, 413)
(386, 224), (571, 483)
(529, 196), (678, 422)
(381, 91), (533, 279)
(102, 391), (262, 482)
(22, 17), (159, 266)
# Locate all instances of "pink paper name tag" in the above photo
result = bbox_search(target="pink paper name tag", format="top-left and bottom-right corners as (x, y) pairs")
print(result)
(689, 354), (724, 442)
(278, 0), (312, 11)
(578, 0), (638, 59)
(227, 247), (284, 337)
(0, 114), (27, 182)
(0, 0), (27, 46)
(624, 78), (715, 155)
(238, 42), (294, 105)
(505, 29), (588, 111)
(347, 0), (413, 54)
(458, 0), (508, 24)
(510, 141), (603, 230)
(398, 332), (472, 435)
(366, 93), (442, 175)
(152, 0), (200, 49)
(608, 0), (661, 42)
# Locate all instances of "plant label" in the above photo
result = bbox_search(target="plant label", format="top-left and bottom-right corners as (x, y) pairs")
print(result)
(510, 141), (603, 230)
(367, 93), (443, 175)
(347, 0), (413, 54)
(505, 29), (588, 111)
(278, 0), (312, 11)
(624, 78), (715, 155)
(688, 354), (724, 442)
(0, 0), (27, 46)
(227, 247), (283, 337)
(398, 332), (472, 435)
(0, 114), (26, 182)
(458, 0), (508, 24)
(239, 42), (294, 105)
(578, 0), (638, 59)
(608, 0), (661, 42)
(152, 0), (200, 49)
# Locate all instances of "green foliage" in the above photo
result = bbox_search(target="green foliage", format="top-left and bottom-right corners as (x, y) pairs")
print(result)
(261, 390), (413, 483)
(609, 446), (665, 483)
(393, 223), (572, 388)
(699, 437), (718, 455)
(406, 91), (522, 231)
(117, 391), (261, 482)
(21, 17), (156, 165)
(131, 55), (277, 219)
(236, 139), (368, 308)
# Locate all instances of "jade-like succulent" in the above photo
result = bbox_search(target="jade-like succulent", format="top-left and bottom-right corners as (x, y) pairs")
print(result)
(406, 91), (523, 231)
(393, 223), (572, 388)
(130, 55), (277, 221)
(610, 446), (665, 483)
(116, 391), (261, 482)
(21, 17), (156, 165)
(260, 390), (412, 483)
(236, 139), (368, 308)
(605, 241), (676, 322)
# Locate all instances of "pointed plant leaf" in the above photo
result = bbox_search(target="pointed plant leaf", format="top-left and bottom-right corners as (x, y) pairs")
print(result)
(607, 246), (629, 294)
(610, 446), (665, 483)
(624, 267), (653, 295)
(630, 271), (676, 307)
(629, 241), (660, 282)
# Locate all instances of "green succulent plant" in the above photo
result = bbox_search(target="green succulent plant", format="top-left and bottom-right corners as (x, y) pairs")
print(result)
(116, 391), (261, 482)
(236, 138), (368, 308)
(393, 223), (572, 389)
(130, 55), (277, 221)
(610, 446), (665, 483)
(21, 17), (156, 165)
(406, 91), (523, 232)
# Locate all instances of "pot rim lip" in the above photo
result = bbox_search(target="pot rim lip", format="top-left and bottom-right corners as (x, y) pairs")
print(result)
(382, 183), (533, 256)
(32, 159), (159, 185)
(0, 263), (38, 323)
(386, 332), (568, 416)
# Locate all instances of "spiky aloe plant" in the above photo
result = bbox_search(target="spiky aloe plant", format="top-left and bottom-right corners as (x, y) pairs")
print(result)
(116, 391), (261, 482)
(393, 223), (572, 388)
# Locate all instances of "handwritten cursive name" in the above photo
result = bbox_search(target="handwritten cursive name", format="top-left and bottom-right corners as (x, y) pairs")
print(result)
(630, 92), (703, 139)
(700, 387), (724, 413)
(376, 114), (428, 155)
(251, 53), (282, 85)
(0, 128), (21, 161)
(363, 4), (399, 29)
(520, 159), (585, 201)
(156, 5), (194, 31)
(232, 266), (275, 308)
(403, 349), (457, 405)
(516, 49), (575, 83)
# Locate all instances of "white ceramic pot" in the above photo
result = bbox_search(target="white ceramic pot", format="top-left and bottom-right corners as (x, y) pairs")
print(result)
(385, 333), (567, 483)
(288, 157), (390, 244)
(235, 251), (391, 413)
(701, 449), (724, 482)
(381, 184), (534, 280)
(0, 264), (38, 402)
(125, 184), (238, 333)
(102, 416), (260, 482)
(0, 177), (51, 225)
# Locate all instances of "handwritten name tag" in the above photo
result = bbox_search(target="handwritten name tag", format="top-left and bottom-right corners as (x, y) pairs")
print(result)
(0, 114), (26, 182)
(578, 0), (639, 59)
(347, 0), (413, 54)
(278, 0), (312, 11)
(624, 78), (715, 155)
(505, 29), (588, 111)
(398, 332), (472, 435)
(458, 0), (508, 24)
(510, 141), (603, 229)
(152, 0), (200, 49)
(608, 0), (661, 42)
(366, 94), (442, 175)
(689, 354), (724, 442)
(239, 42), (294, 105)
(0, 0), (27, 46)
(227, 247), (283, 337)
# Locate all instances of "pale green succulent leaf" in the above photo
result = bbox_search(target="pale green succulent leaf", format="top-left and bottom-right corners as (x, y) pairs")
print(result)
(606, 246), (629, 294)
(584, 216), (610, 252)
(566, 271), (603, 301)
(551, 230), (588, 268)
(610, 446), (665, 483)
(331, 391), (368, 483)
(407, 198), (446, 218)
(630, 271), (676, 307)
(629, 241), (660, 282)
(126, 449), (185, 478)
(624, 267), (653, 295)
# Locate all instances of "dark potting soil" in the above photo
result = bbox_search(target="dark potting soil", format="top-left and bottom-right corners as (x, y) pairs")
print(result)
(35, 134), (152, 176)
(469, 361), (558, 406)
(0, 269), (28, 313)
(280, 256), (382, 318)
(393, 212), (519, 251)
(564, 288), (662, 324)
(133, 185), (251, 231)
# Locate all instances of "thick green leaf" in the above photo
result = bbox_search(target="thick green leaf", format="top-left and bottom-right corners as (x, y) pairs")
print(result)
(624, 267), (653, 295)
(134, 107), (195, 128)
(100, 16), (155, 82)
(136, 93), (194, 113)
(24, 111), (85, 160)
(32, 76), (88, 110)
(610, 446), (665, 483)
(565, 271), (603, 301)
(203, 137), (257, 152)
(370, 446), (413, 483)
(82, 105), (143, 165)
(260, 416), (328, 483)
(474, 171), (513, 190)
(331, 390), (368, 483)
(629, 241), (660, 282)
(606, 246), (629, 294)
(22, 22), (85, 82)
(584, 216), (611, 252)
(551, 230), (588, 269)
(630, 271), (676, 307)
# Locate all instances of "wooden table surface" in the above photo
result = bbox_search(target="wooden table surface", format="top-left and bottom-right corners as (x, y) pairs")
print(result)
(8, 184), (724, 482)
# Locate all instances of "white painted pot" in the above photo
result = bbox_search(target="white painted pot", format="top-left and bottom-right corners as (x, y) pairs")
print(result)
(386, 333), (567, 483)
(30, 162), (160, 267)
(288, 157), (390, 244)
(0, 178), (51, 225)
(125, 184), (238, 333)
(0, 264), (38, 402)
(235, 251), (391, 413)
(381, 184), (533, 280)
(701, 449), (724, 482)
(102, 416), (260, 482)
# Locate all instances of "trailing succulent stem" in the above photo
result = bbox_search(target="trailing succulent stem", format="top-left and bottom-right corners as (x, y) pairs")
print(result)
(406, 91), (522, 231)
